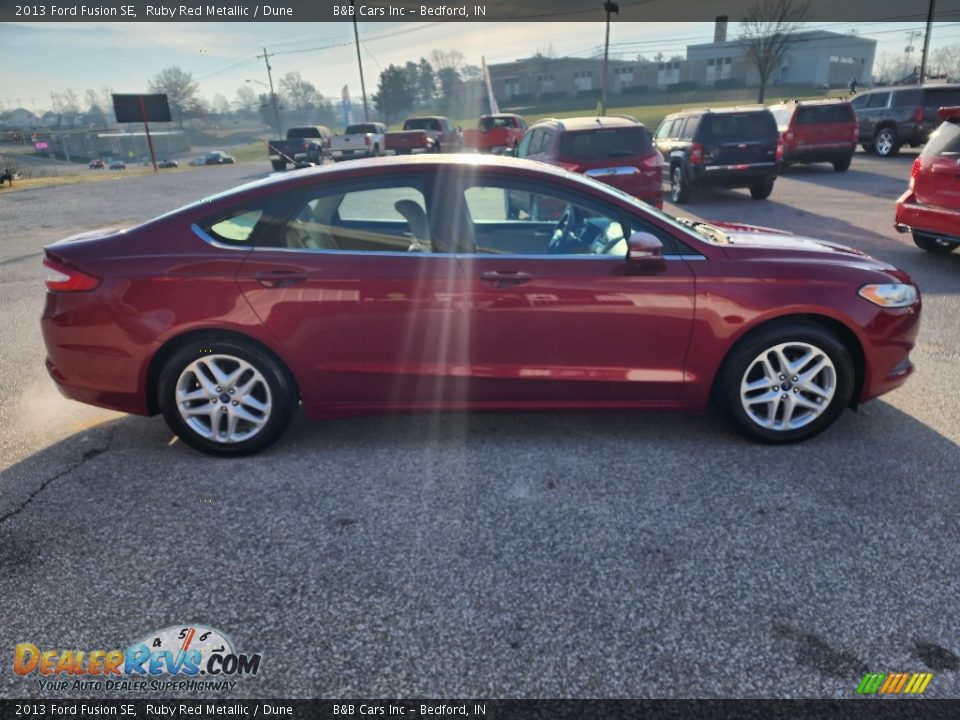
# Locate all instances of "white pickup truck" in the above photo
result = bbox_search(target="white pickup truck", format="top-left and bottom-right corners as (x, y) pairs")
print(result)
(329, 122), (388, 161)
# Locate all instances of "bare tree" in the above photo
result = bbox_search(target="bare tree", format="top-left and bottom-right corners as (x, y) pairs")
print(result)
(234, 85), (259, 114)
(430, 49), (465, 73)
(738, 0), (809, 103)
(148, 66), (201, 127)
(278, 71), (320, 122)
(932, 44), (960, 81)
(871, 51), (908, 85)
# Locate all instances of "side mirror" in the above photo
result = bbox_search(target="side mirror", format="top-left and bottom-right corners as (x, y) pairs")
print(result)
(627, 231), (664, 263)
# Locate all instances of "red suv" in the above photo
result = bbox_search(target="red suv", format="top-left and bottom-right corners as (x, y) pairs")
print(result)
(895, 107), (960, 254)
(769, 99), (858, 172)
(514, 116), (663, 208)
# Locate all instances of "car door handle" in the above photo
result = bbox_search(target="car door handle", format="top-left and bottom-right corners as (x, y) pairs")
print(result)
(254, 270), (307, 288)
(480, 270), (532, 287)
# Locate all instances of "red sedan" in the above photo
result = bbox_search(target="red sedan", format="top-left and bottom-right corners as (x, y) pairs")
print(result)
(895, 106), (960, 254)
(41, 155), (920, 456)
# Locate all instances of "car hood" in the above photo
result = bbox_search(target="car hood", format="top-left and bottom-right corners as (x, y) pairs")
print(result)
(707, 222), (910, 279)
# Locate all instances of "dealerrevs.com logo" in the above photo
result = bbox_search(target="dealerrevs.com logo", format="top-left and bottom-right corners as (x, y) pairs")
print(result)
(14, 624), (262, 693)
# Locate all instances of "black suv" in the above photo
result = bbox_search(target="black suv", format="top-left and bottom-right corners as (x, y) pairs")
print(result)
(851, 84), (960, 157)
(653, 106), (781, 204)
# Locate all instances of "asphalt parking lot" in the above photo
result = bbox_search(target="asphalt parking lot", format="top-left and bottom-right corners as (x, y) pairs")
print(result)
(1, 152), (959, 699)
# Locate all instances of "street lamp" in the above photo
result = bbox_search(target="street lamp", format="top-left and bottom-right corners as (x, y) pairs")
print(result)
(601, 0), (619, 117)
(246, 77), (282, 138)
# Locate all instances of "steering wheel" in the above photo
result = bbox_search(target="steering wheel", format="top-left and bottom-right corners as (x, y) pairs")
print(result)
(548, 206), (584, 254)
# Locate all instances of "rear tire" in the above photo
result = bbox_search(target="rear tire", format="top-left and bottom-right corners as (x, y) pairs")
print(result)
(750, 180), (775, 200)
(158, 338), (297, 457)
(913, 232), (960, 254)
(670, 164), (692, 204)
(714, 322), (855, 444)
(832, 155), (852, 172)
(874, 127), (900, 157)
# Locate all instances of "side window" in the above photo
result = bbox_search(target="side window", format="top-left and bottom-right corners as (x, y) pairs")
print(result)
(283, 181), (435, 253)
(679, 116), (700, 139)
(866, 92), (890, 109)
(654, 119), (674, 139)
(516, 129), (537, 158)
(197, 196), (285, 247)
(892, 89), (921, 108)
(464, 181), (628, 257)
(849, 94), (870, 110)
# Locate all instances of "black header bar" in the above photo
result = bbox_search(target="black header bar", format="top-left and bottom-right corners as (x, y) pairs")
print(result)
(0, 0), (957, 22)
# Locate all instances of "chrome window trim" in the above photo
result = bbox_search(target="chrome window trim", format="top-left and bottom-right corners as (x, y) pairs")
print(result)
(191, 222), (252, 251)
(243, 245), (704, 261)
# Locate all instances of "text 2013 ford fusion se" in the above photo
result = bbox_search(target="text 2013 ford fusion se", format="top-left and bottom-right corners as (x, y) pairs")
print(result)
(41, 155), (921, 456)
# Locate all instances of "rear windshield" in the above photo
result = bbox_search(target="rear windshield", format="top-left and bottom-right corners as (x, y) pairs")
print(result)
(795, 104), (854, 124)
(922, 119), (960, 157)
(700, 112), (777, 140)
(480, 116), (517, 129)
(559, 127), (652, 159)
(404, 118), (441, 131)
(345, 124), (379, 134)
(287, 127), (324, 138)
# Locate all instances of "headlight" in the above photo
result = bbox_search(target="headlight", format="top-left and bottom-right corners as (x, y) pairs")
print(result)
(858, 283), (918, 308)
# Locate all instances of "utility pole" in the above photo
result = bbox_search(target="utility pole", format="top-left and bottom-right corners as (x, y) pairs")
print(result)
(257, 47), (283, 137)
(351, 0), (370, 121)
(919, 0), (936, 85)
(600, 0), (619, 116)
(903, 30), (922, 83)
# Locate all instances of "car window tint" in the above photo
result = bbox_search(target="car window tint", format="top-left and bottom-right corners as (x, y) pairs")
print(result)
(849, 95), (870, 110)
(795, 104), (854, 123)
(922, 120), (960, 157)
(679, 116), (700, 139)
(285, 183), (432, 253)
(560, 127), (652, 159)
(465, 181), (627, 257)
(926, 88), (960, 107)
(516, 130), (534, 158)
(701, 112), (776, 139)
(866, 92), (890, 109)
(893, 89), (922, 107)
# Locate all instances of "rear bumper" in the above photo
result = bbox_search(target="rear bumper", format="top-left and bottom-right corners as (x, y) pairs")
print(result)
(895, 191), (960, 241)
(691, 162), (779, 188)
(783, 144), (854, 163)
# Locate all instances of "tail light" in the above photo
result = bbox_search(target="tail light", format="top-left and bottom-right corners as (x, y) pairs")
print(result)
(364, 135), (371, 147)
(775, 138), (784, 163)
(689, 143), (703, 165)
(912, 106), (924, 124)
(851, 124), (859, 143)
(43, 257), (100, 292)
(908, 158), (921, 190)
(640, 152), (664, 178)
(783, 131), (794, 144)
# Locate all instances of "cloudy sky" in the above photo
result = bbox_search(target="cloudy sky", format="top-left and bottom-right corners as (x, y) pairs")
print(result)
(1, 20), (958, 113)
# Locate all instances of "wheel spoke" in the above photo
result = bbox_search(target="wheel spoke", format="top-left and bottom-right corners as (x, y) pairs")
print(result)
(175, 353), (273, 445)
(739, 341), (837, 433)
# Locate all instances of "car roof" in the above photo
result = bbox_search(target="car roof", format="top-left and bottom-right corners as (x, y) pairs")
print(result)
(665, 105), (771, 119)
(531, 116), (643, 132)
(769, 98), (852, 107)
(859, 83), (960, 93)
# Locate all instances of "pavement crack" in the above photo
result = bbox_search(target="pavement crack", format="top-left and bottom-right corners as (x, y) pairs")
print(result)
(0, 430), (114, 526)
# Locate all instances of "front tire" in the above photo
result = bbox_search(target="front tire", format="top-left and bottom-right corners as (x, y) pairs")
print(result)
(158, 339), (297, 456)
(714, 322), (855, 444)
(874, 127), (900, 157)
(913, 232), (960, 254)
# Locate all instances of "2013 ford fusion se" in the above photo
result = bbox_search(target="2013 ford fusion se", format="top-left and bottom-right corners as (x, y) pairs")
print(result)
(41, 155), (920, 456)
